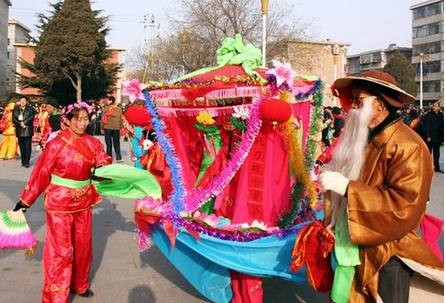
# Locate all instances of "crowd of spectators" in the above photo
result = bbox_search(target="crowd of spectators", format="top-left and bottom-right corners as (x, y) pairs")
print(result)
(0, 96), (129, 166)
(320, 101), (444, 172)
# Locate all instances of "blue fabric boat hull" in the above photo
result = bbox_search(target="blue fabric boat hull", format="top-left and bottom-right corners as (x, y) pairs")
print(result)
(151, 223), (310, 303)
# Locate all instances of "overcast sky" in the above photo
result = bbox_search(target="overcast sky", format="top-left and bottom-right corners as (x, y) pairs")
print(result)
(9, 0), (419, 56)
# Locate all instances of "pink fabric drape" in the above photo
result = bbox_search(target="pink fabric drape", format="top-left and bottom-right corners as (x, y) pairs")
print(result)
(292, 100), (312, 151)
(227, 124), (291, 226)
(164, 115), (202, 191)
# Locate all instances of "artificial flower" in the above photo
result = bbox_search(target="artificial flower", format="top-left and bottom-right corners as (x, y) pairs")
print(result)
(240, 223), (250, 229)
(240, 220), (268, 231)
(65, 100), (93, 114)
(232, 105), (250, 120)
(193, 210), (203, 219)
(250, 220), (268, 231)
(179, 211), (190, 218)
(123, 79), (147, 103)
(203, 214), (220, 227)
(196, 110), (215, 125)
(266, 60), (296, 87)
(134, 197), (169, 214)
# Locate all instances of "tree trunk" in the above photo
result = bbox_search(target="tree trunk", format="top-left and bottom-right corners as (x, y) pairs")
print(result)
(76, 72), (82, 101)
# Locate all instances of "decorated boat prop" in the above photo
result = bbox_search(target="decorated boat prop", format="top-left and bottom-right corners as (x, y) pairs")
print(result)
(124, 34), (334, 302)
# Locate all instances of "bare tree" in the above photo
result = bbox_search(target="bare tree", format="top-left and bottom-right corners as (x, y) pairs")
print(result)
(128, 0), (313, 82)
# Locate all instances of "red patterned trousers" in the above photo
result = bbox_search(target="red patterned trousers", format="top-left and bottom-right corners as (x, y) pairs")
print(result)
(42, 209), (92, 303)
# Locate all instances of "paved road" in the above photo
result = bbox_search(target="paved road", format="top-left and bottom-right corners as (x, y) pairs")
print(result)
(0, 137), (443, 303)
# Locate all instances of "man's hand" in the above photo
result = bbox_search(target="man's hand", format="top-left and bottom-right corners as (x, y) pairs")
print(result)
(319, 171), (350, 196)
(13, 201), (29, 212)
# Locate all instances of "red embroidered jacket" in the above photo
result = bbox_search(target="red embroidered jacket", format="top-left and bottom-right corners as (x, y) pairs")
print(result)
(21, 129), (112, 212)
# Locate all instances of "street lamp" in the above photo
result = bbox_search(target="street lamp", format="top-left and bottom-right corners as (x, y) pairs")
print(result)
(325, 42), (343, 106)
(331, 44), (340, 81)
(261, 0), (269, 67)
(419, 52), (424, 109)
(324, 42), (341, 81)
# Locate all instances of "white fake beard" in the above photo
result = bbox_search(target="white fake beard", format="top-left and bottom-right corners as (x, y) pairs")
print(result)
(332, 99), (374, 180)
(329, 99), (374, 224)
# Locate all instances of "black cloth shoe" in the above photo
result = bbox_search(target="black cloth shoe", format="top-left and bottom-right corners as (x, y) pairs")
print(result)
(78, 289), (94, 297)
(435, 169), (444, 173)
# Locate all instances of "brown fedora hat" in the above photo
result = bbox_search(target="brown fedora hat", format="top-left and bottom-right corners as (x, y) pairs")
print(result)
(331, 70), (415, 111)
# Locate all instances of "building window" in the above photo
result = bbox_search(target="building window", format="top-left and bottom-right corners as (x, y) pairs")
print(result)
(412, 21), (443, 38)
(413, 41), (443, 54)
(418, 80), (441, 93)
(359, 52), (382, 64)
(426, 60), (442, 73)
(413, 2), (443, 20)
(417, 60), (442, 75)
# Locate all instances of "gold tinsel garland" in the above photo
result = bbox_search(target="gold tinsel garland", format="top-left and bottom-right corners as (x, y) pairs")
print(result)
(279, 90), (318, 209)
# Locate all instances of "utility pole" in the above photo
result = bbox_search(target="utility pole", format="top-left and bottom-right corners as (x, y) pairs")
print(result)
(141, 14), (157, 83)
(419, 52), (424, 109)
(260, 0), (269, 67)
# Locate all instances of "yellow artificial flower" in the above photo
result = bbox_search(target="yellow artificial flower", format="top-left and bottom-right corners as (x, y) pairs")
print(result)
(196, 110), (215, 125)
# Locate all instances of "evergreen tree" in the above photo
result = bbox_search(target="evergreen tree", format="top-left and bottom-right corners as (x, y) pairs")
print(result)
(383, 51), (417, 96)
(18, 0), (120, 104)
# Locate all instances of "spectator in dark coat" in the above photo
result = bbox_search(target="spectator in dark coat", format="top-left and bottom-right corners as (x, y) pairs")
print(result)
(332, 106), (345, 138)
(424, 102), (444, 173)
(13, 96), (36, 167)
(404, 108), (427, 143)
(321, 109), (334, 146)
(43, 97), (62, 132)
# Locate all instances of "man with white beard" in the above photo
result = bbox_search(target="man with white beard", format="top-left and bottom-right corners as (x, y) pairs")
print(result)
(319, 71), (443, 303)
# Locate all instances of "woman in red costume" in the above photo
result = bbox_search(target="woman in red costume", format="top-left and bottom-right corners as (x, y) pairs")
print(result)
(13, 101), (112, 303)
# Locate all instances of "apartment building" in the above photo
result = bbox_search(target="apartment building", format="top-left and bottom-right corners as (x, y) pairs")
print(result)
(410, 0), (444, 106)
(0, 0), (11, 100)
(7, 19), (34, 95)
(346, 44), (412, 76)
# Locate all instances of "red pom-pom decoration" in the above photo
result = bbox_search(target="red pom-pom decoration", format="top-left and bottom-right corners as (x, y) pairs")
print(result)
(259, 98), (292, 124)
(124, 104), (152, 127)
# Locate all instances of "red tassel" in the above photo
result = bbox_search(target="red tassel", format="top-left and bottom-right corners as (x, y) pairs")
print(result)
(134, 212), (160, 238)
(185, 228), (201, 241)
(290, 223), (314, 271)
(163, 220), (178, 248)
(290, 220), (334, 293)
